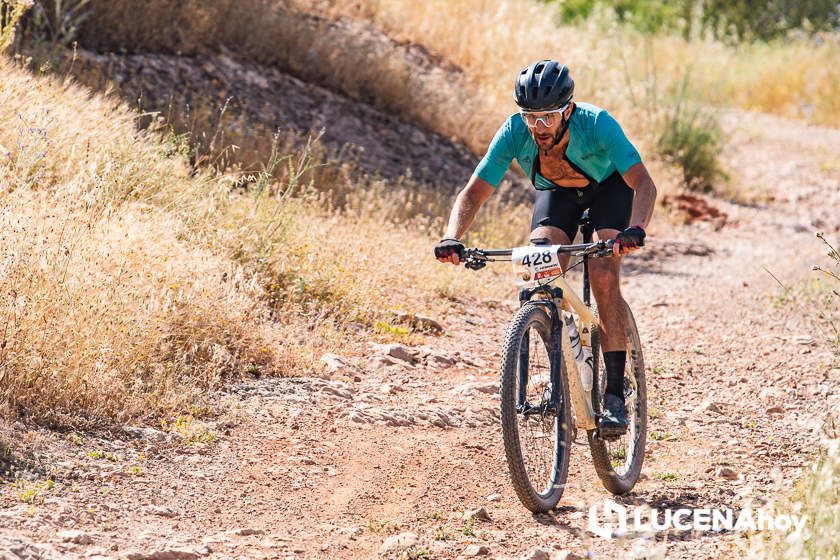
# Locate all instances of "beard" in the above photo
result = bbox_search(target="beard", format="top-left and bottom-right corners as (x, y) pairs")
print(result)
(534, 132), (555, 149)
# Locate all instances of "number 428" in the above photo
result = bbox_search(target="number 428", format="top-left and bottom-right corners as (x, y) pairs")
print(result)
(521, 250), (552, 267)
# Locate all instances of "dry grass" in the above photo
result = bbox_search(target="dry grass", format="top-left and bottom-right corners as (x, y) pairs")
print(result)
(63, 0), (488, 155)
(0, 59), (280, 424)
(12, 0), (721, 193)
(313, 0), (840, 129)
(18, 0), (834, 198)
(0, 56), (514, 426)
(748, 438), (840, 559)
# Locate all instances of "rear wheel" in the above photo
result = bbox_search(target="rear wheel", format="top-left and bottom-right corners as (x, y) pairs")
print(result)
(587, 302), (647, 494)
(499, 303), (573, 512)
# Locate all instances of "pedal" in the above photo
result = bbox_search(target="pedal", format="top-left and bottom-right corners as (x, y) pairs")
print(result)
(594, 424), (623, 442)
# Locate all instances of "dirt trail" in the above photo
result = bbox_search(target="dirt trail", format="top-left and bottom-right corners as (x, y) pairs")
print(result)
(1, 111), (839, 559)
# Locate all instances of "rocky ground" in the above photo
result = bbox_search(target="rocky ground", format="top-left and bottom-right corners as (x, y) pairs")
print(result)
(0, 109), (838, 559)
(69, 48), (480, 190)
(54, 6), (528, 199)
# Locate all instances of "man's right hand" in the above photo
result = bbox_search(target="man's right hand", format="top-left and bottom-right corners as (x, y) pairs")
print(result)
(434, 238), (465, 265)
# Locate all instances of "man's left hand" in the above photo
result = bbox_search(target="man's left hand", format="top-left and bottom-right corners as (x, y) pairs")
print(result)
(614, 225), (646, 255)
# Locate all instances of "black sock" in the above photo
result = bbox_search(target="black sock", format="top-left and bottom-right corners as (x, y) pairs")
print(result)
(604, 351), (626, 398)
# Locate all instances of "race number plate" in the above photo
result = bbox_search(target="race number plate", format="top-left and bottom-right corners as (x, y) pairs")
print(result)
(511, 245), (563, 285)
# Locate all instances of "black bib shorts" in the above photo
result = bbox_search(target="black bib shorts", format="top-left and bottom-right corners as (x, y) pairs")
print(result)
(530, 171), (634, 242)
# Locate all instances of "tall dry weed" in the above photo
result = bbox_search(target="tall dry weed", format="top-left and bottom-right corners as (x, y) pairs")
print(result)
(0, 61), (280, 424)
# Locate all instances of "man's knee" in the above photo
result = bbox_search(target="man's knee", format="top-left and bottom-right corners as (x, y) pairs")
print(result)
(529, 226), (570, 245)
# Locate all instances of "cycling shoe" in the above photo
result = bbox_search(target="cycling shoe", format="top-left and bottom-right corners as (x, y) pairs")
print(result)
(599, 393), (628, 438)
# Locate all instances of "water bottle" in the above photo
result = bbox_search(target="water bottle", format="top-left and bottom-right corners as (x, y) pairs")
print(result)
(564, 313), (594, 391)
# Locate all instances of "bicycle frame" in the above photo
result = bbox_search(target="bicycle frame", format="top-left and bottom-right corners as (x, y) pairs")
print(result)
(520, 278), (597, 430)
(465, 222), (607, 431)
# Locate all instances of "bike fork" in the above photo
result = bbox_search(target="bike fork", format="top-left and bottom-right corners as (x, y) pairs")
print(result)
(548, 307), (563, 413)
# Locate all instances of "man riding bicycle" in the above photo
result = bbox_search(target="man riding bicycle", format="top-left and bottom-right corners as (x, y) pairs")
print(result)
(434, 60), (657, 437)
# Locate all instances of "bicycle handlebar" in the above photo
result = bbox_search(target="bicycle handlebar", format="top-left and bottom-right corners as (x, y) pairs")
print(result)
(463, 239), (616, 266)
(461, 240), (618, 270)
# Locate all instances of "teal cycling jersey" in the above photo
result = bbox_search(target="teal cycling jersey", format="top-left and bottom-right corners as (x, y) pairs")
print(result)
(474, 102), (642, 189)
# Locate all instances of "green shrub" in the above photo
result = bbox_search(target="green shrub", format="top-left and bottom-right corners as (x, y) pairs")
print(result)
(656, 76), (728, 192)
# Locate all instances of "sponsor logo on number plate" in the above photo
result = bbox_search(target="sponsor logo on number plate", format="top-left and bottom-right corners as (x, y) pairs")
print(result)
(534, 267), (562, 280)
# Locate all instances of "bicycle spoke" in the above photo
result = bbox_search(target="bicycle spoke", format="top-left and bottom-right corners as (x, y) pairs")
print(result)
(516, 325), (558, 495)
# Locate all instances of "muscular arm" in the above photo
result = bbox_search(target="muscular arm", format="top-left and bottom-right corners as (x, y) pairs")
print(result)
(438, 174), (495, 264)
(444, 174), (495, 239)
(622, 162), (657, 229)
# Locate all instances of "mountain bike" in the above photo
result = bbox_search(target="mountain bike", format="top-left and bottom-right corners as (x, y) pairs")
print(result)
(461, 214), (647, 513)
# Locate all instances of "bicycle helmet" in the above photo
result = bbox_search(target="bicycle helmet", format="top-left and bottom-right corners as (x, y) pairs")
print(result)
(514, 60), (574, 111)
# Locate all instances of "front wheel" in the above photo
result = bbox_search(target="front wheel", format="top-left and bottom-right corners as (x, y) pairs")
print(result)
(499, 303), (573, 513)
(587, 302), (647, 495)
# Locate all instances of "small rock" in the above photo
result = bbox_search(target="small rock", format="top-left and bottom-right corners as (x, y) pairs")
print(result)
(379, 532), (418, 553)
(58, 530), (95, 545)
(463, 507), (492, 522)
(716, 466), (739, 480)
(522, 548), (551, 560)
(693, 400), (723, 415)
(377, 343), (417, 363)
(320, 353), (358, 376)
(462, 544), (491, 556)
(289, 455), (316, 465)
(122, 545), (211, 560)
(759, 387), (785, 400)
(145, 506), (177, 518)
(230, 527), (265, 536)
(767, 405), (785, 414)
(550, 552), (583, 560)
(453, 381), (499, 396)
(485, 493), (501, 502)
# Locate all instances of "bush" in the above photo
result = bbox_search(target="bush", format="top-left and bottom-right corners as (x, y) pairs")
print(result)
(656, 77), (728, 192)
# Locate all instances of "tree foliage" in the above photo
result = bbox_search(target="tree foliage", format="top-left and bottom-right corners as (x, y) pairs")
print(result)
(548, 0), (840, 42)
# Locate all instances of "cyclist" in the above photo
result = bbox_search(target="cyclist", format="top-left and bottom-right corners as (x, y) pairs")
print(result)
(434, 60), (657, 437)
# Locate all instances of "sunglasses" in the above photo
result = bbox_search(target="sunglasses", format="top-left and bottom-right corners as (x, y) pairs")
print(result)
(520, 103), (571, 128)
